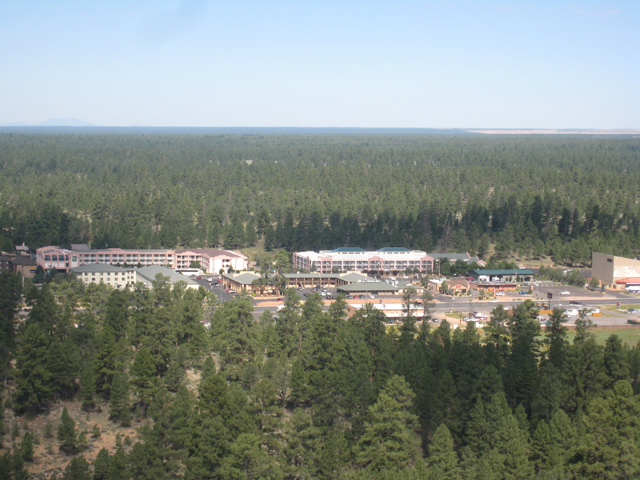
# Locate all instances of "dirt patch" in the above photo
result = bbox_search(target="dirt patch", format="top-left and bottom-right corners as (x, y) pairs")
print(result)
(1, 400), (143, 479)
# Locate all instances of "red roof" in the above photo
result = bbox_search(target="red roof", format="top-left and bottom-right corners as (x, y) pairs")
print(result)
(615, 277), (640, 284)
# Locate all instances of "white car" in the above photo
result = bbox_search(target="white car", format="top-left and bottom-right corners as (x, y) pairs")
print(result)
(489, 299), (499, 303)
(496, 292), (506, 296)
(560, 291), (570, 295)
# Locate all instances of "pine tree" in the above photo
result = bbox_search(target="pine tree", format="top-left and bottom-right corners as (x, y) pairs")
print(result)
(130, 347), (156, 415)
(354, 375), (420, 471)
(57, 407), (77, 455)
(62, 455), (91, 480)
(574, 380), (640, 479)
(13, 324), (53, 416)
(427, 424), (460, 480)
(92, 448), (111, 480)
(109, 446), (128, 480)
(0, 271), (21, 387)
(80, 362), (96, 412)
(19, 431), (34, 462)
(198, 372), (230, 418)
(164, 356), (186, 393)
(289, 358), (308, 406)
(94, 326), (118, 401)
(109, 372), (130, 424)
(603, 334), (630, 389)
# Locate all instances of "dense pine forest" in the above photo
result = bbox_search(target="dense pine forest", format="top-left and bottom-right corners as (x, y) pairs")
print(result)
(1, 133), (640, 264)
(2, 133), (640, 478)
(1, 272), (640, 479)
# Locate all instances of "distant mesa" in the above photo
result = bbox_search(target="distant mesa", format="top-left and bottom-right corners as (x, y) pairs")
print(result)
(0, 118), (96, 127)
(37, 118), (96, 127)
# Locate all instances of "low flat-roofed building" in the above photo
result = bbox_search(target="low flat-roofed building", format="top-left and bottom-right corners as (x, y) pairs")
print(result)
(428, 252), (486, 267)
(469, 269), (534, 282)
(337, 281), (399, 295)
(471, 281), (517, 293)
(136, 266), (200, 290)
(346, 302), (426, 323)
(71, 264), (137, 289)
(221, 272), (264, 293)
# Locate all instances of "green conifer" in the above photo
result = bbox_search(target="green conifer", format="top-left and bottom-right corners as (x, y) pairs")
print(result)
(19, 431), (34, 462)
(354, 375), (420, 471)
(57, 407), (77, 455)
(92, 448), (110, 480)
(62, 455), (91, 480)
(108, 372), (130, 423)
(427, 424), (461, 480)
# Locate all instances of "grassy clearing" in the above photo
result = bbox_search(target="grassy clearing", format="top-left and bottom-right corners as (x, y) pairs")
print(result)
(550, 327), (640, 346)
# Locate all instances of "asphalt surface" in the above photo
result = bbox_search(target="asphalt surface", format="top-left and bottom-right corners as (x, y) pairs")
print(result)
(190, 275), (640, 323)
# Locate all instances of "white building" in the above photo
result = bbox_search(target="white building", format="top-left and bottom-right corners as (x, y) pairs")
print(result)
(293, 247), (434, 274)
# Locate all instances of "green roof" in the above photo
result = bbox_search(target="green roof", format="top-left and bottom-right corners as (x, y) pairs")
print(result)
(377, 247), (410, 253)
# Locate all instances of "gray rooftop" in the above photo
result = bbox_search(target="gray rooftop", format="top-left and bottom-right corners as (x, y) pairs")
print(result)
(377, 247), (411, 253)
(428, 253), (472, 261)
(339, 272), (371, 282)
(136, 266), (199, 286)
(223, 272), (261, 285)
(71, 264), (132, 273)
(338, 281), (399, 292)
(331, 247), (367, 253)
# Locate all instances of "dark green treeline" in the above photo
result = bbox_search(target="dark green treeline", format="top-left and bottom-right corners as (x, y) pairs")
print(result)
(1, 134), (640, 264)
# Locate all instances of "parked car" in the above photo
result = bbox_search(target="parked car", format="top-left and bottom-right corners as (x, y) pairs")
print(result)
(496, 291), (505, 296)
(560, 291), (570, 295)
(627, 309), (640, 314)
(519, 291), (528, 295)
(569, 301), (583, 306)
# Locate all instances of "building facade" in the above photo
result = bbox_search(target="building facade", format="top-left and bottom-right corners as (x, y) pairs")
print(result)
(71, 264), (137, 290)
(71, 264), (199, 290)
(37, 245), (247, 273)
(293, 247), (434, 274)
(592, 252), (640, 288)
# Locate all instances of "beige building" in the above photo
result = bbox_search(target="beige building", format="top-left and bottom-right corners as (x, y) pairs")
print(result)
(71, 264), (200, 290)
(592, 252), (640, 288)
(71, 264), (137, 289)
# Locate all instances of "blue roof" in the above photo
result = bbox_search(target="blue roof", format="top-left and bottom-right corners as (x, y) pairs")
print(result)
(332, 247), (366, 253)
(377, 247), (410, 252)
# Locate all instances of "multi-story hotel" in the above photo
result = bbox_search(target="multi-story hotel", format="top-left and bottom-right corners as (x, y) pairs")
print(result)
(71, 264), (200, 290)
(36, 244), (248, 274)
(293, 247), (434, 274)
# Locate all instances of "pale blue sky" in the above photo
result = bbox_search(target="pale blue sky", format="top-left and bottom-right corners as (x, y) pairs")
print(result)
(1, 1), (638, 128)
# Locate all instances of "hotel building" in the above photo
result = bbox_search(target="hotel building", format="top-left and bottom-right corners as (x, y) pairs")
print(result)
(37, 244), (247, 274)
(293, 247), (434, 274)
